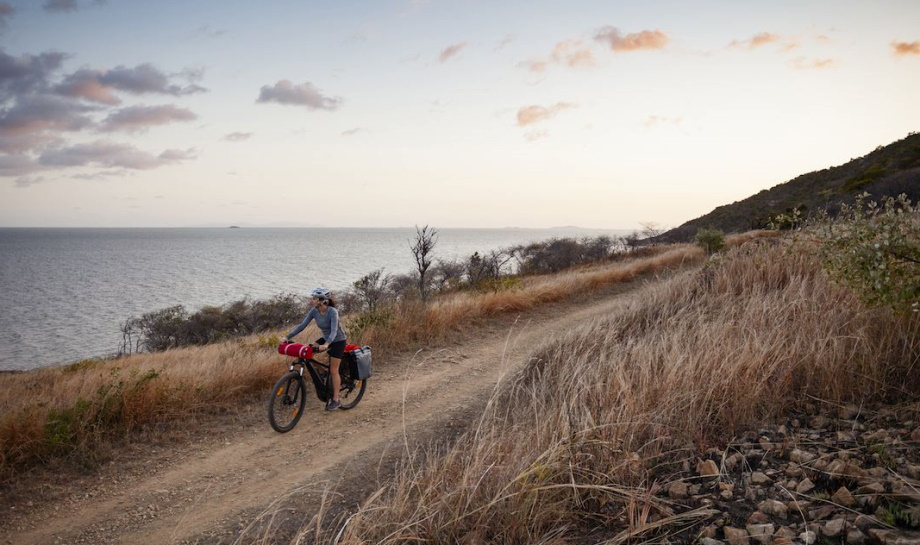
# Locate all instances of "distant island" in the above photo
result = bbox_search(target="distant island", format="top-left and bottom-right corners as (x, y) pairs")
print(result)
(229, 226), (240, 229)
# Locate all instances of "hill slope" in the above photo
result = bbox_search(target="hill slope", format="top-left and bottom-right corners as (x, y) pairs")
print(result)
(657, 132), (920, 242)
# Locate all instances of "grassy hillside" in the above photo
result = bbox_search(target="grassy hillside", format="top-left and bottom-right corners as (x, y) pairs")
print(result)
(323, 234), (919, 545)
(656, 132), (920, 242)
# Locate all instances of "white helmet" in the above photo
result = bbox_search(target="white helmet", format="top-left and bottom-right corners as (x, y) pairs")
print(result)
(309, 286), (331, 300)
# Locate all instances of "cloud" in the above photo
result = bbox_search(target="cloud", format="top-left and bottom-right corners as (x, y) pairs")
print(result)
(438, 42), (468, 63)
(0, 49), (68, 100)
(256, 80), (342, 110)
(516, 102), (578, 126)
(98, 104), (197, 133)
(0, 94), (96, 138)
(790, 57), (834, 70)
(341, 128), (364, 137)
(0, 154), (39, 177)
(55, 64), (207, 104)
(43, 0), (77, 12)
(222, 131), (252, 142)
(38, 141), (196, 170)
(595, 27), (668, 52)
(643, 115), (683, 128)
(891, 40), (920, 57)
(0, 3), (14, 27)
(524, 129), (548, 142)
(729, 32), (781, 49)
(550, 39), (595, 68)
(520, 59), (549, 73)
(99, 64), (206, 97)
(15, 175), (45, 187)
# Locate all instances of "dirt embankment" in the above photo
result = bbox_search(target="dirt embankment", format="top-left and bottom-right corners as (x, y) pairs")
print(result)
(2, 279), (645, 545)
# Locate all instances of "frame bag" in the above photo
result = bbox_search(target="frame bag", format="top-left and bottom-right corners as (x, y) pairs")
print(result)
(348, 346), (373, 380)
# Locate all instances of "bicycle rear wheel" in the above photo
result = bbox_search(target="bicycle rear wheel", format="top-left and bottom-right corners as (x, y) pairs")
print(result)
(337, 363), (367, 410)
(267, 371), (307, 433)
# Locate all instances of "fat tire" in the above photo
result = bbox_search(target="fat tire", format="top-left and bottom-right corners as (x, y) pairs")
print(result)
(268, 371), (306, 433)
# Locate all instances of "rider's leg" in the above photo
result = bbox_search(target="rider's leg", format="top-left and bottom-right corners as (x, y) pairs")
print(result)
(329, 356), (341, 402)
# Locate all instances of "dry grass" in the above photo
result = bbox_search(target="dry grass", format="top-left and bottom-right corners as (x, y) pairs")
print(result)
(0, 242), (704, 482)
(322, 235), (918, 544)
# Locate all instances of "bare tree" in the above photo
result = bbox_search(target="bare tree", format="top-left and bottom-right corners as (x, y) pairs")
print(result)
(352, 268), (391, 312)
(410, 225), (438, 302)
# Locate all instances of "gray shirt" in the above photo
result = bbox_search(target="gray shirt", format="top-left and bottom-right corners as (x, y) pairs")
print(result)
(286, 306), (346, 343)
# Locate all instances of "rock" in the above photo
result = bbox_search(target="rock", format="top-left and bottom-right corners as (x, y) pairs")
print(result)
(725, 453), (744, 472)
(812, 505), (836, 520)
(827, 459), (848, 475)
(759, 499), (788, 518)
(750, 472), (771, 485)
(786, 464), (804, 478)
(854, 515), (878, 531)
(776, 526), (797, 539)
(772, 538), (792, 545)
(668, 481), (689, 499)
(833, 486), (857, 508)
(847, 529), (867, 545)
(790, 449), (816, 464)
(797, 478), (816, 494)
(720, 489), (733, 500)
(701, 539), (725, 545)
(799, 530), (818, 544)
(868, 528), (920, 545)
(812, 415), (831, 429)
(911, 427), (920, 442)
(825, 517), (847, 537)
(723, 526), (750, 545)
(746, 524), (775, 545)
(701, 525), (719, 539)
(855, 482), (886, 495)
(698, 459), (720, 478)
(747, 511), (769, 524)
(840, 405), (860, 420)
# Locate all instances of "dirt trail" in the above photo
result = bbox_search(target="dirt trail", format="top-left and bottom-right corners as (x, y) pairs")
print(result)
(3, 280), (650, 545)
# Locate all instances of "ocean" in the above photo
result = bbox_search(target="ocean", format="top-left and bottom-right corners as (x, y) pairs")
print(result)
(0, 227), (628, 371)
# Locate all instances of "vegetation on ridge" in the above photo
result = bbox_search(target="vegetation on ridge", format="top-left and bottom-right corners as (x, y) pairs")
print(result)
(657, 132), (920, 242)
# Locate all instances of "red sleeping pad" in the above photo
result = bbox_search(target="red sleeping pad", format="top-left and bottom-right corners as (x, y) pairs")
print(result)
(278, 343), (314, 359)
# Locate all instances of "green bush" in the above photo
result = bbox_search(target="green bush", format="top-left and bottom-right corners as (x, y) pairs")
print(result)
(694, 228), (725, 255)
(812, 193), (919, 313)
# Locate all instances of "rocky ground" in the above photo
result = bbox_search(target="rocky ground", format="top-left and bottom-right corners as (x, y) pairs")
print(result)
(653, 402), (920, 545)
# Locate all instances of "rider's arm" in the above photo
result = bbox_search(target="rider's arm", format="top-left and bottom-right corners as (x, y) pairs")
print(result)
(326, 307), (341, 344)
(283, 308), (316, 341)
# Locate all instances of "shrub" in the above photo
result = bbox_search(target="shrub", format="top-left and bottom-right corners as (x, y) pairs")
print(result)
(813, 193), (919, 313)
(694, 228), (725, 255)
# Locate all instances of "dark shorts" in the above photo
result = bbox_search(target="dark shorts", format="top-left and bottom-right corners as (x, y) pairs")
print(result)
(317, 338), (346, 359)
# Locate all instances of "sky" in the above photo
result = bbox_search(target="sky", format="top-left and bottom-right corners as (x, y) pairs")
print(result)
(0, 0), (918, 229)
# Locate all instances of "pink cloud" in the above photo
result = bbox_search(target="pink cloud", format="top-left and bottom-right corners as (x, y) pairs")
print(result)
(516, 102), (577, 126)
(595, 27), (668, 52)
(891, 40), (920, 57)
(99, 104), (197, 133)
(790, 57), (835, 70)
(438, 42), (468, 63)
(550, 39), (595, 68)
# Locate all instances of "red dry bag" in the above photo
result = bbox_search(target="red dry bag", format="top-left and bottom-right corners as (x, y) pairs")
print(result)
(278, 343), (313, 359)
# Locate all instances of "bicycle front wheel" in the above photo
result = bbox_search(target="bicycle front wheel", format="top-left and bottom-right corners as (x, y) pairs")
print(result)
(267, 371), (307, 433)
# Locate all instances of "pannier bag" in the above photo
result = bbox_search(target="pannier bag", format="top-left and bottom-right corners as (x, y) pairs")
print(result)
(347, 346), (373, 380)
(278, 342), (313, 359)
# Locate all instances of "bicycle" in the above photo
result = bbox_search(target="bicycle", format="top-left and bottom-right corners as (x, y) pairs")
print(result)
(268, 342), (368, 433)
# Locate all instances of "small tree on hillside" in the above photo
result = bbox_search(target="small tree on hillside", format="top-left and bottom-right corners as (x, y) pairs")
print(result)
(411, 225), (438, 302)
(353, 268), (391, 312)
(695, 228), (725, 255)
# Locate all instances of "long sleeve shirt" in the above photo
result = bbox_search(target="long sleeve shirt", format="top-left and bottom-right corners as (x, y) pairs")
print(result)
(286, 307), (346, 343)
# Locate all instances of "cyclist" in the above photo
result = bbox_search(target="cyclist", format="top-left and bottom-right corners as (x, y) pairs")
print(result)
(281, 287), (347, 411)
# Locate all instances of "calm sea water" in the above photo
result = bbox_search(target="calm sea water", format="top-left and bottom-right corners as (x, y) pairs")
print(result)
(0, 227), (628, 371)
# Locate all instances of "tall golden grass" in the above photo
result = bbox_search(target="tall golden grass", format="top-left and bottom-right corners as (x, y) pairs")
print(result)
(325, 236), (919, 544)
(0, 243), (704, 482)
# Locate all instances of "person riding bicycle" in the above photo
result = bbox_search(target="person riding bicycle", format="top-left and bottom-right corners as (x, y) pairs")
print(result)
(281, 286), (347, 411)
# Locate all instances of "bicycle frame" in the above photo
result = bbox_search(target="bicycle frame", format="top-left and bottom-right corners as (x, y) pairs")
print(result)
(289, 357), (333, 402)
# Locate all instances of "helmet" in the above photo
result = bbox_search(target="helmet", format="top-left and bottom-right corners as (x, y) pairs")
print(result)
(309, 286), (331, 300)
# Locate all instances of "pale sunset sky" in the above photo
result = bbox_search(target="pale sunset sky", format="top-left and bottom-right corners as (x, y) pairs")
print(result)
(0, 0), (917, 229)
